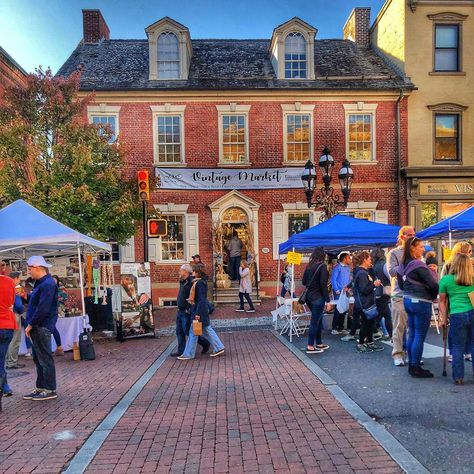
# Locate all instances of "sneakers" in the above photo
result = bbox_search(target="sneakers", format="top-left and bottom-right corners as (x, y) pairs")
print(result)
(331, 329), (341, 335)
(306, 347), (324, 354)
(235, 308), (245, 312)
(169, 352), (182, 357)
(394, 357), (405, 367)
(366, 342), (384, 352)
(210, 349), (225, 358)
(54, 347), (64, 356)
(23, 389), (42, 400)
(409, 366), (434, 378)
(381, 335), (391, 341)
(177, 355), (193, 360)
(316, 344), (330, 350)
(357, 344), (373, 353)
(24, 390), (57, 400)
(341, 335), (356, 342)
(246, 309), (255, 313)
(6, 363), (26, 369)
(373, 333), (383, 341)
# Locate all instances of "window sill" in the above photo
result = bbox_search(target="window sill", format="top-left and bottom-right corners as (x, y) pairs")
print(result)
(155, 260), (187, 265)
(432, 161), (462, 165)
(154, 162), (187, 168)
(350, 161), (378, 165)
(429, 71), (466, 76)
(282, 161), (308, 167)
(217, 162), (252, 168)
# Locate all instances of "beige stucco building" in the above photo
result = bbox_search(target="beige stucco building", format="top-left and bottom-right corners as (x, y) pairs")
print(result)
(371, 0), (474, 230)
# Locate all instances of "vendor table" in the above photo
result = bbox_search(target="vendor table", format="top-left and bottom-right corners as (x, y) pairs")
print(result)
(19, 315), (91, 354)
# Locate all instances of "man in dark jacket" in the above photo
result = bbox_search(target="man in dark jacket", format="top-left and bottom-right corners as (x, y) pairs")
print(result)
(170, 264), (210, 357)
(23, 256), (58, 401)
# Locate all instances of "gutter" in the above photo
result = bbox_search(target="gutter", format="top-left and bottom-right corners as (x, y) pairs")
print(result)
(396, 88), (404, 225)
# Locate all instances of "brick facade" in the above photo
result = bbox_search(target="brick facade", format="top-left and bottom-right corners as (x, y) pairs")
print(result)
(0, 46), (27, 94)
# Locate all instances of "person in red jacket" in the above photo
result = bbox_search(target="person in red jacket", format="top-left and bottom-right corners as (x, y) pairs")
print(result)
(0, 274), (17, 409)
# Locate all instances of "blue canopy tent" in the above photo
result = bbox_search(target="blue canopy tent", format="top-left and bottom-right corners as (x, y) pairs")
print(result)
(279, 214), (401, 254)
(0, 199), (112, 316)
(417, 206), (474, 246)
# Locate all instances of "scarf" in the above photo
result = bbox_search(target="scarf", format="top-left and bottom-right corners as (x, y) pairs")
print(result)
(188, 278), (201, 305)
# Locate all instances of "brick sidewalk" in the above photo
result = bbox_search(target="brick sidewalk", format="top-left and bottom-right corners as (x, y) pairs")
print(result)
(0, 336), (171, 474)
(85, 331), (401, 474)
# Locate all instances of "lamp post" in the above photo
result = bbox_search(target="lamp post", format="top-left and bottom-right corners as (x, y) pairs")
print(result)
(301, 147), (354, 222)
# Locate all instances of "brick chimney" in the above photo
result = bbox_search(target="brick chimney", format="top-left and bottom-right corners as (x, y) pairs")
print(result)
(82, 9), (110, 44)
(343, 7), (371, 48)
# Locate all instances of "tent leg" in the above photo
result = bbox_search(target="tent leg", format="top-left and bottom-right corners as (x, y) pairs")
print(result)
(275, 257), (281, 330)
(289, 248), (295, 343)
(77, 246), (86, 317)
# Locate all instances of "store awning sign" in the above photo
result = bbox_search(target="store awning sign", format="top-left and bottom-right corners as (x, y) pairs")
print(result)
(155, 167), (304, 190)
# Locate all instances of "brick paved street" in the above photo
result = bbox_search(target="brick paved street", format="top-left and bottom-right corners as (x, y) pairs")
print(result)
(84, 331), (401, 474)
(0, 337), (171, 474)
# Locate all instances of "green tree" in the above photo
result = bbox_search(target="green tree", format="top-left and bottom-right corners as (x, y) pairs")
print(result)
(0, 67), (140, 243)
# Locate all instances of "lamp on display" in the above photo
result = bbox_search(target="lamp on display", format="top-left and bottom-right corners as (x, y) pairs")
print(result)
(301, 147), (354, 222)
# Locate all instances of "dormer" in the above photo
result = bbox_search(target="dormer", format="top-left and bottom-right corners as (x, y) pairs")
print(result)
(145, 17), (192, 80)
(269, 17), (317, 80)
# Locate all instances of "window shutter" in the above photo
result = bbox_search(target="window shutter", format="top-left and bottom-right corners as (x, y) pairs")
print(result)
(120, 236), (135, 262)
(148, 238), (160, 263)
(185, 214), (199, 261)
(272, 212), (285, 259)
(375, 210), (388, 224)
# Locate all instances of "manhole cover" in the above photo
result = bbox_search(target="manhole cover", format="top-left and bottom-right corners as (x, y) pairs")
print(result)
(6, 370), (29, 378)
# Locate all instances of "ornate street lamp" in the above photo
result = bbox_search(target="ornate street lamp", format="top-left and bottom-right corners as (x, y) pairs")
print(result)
(301, 147), (354, 222)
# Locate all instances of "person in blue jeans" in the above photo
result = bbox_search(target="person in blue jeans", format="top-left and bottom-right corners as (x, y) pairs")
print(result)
(398, 237), (439, 378)
(178, 265), (225, 360)
(439, 253), (474, 385)
(302, 248), (330, 354)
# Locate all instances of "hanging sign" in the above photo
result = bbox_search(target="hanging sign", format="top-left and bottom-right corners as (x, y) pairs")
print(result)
(287, 251), (303, 265)
(155, 167), (304, 190)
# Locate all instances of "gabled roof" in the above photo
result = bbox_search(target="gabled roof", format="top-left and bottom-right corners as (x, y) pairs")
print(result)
(272, 16), (317, 35)
(57, 38), (414, 91)
(145, 16), (189, 34)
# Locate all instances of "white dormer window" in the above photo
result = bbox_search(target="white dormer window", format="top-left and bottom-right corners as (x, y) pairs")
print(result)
(158, 32), (180, 79)
(285, 32), (307, 79)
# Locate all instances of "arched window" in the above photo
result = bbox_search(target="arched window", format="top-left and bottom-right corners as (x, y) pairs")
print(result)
(157, 32), (180, 79)
(285, 32), (307, 79)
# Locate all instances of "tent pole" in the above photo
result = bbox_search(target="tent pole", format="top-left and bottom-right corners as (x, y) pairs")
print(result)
(77, 245), (86, 316)
(275, 257), (281, 330)
(290, 247), (295, 343)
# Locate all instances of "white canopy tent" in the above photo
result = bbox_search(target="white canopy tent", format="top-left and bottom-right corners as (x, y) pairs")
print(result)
(0, 200), (112, 316)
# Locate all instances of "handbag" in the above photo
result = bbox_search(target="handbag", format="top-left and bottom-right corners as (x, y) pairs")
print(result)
(192, 319), (203, 336)
(354, 273), (379, 320)
(298, 264), (323, 305)
(336, 290), (350, 314)
(79, 329), (96, 360)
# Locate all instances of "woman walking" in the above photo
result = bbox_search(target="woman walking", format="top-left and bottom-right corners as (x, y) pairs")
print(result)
(302, 247), (330, 354)
(178, 265), (225, 360)
(371, 248), (392, 341)
(399, 237), (439, 378)
(236, 260), (255, 313)
(439, 253), (474, 385)
(353, 251), (383, 353)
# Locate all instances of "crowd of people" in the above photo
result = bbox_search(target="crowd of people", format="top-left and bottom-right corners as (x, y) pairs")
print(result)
(299, 226), (474, 384)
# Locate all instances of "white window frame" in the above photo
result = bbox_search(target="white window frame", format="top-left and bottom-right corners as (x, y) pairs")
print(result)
(281, 103), (314, 165)
(343, 103), (378, 164)
(157, 31), (180, 79)
(284, 32), (307, 79)
(151, 104), (186, 166)
(87, 104), (121, 141)
(216, 104), (251, 166)
(158, 213), (186, 263)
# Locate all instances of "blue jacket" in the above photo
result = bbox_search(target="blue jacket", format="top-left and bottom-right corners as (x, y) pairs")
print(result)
(25, 274), (58, 332)
(14, 295), (24, 315)
(331, 263), (351, 293)
(190, 279), (210, 327)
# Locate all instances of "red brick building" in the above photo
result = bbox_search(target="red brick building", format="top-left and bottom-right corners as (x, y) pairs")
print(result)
(58, 9), (412, 303)
(0, 46), (27, 94)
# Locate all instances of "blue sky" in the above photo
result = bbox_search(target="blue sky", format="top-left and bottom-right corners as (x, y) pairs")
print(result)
(1, 0), (386, 73)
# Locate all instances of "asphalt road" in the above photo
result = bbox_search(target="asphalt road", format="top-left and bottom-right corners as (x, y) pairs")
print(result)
(287, 325), (474, 473)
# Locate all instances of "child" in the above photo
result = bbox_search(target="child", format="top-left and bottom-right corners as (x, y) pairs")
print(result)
(236, 260), (256, 313)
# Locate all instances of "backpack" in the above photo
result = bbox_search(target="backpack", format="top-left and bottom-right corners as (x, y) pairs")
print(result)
(397, 259), (427, 289)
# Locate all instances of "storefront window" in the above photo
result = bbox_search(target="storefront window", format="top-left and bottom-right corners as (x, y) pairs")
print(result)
(421, 202), (438, 229)
(440, 202), (471, 220)
(288, 213), (310, 235)
(161, 214), (185, 261)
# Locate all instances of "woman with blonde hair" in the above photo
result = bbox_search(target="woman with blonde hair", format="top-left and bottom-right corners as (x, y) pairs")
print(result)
(439, 253), (474, 384)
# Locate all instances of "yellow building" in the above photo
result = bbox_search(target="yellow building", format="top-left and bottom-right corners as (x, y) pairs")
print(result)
(371, 0), (474, 229)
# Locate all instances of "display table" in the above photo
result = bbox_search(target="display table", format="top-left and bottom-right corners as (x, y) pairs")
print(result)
(19, 315), (91, 354)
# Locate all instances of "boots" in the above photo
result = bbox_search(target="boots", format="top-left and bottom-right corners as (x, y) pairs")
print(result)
(409, 364), (434, 378)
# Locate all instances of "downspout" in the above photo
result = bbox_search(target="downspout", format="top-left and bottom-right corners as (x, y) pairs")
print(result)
(396, 88), (404, 225)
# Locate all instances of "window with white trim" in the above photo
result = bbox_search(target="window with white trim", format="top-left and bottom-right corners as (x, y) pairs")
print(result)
(99, 242), (120, 263)
(222, 115), (247, 164)
(285, 114), (311, 163)
(160, 214), (185, 261)
(87, 105), (120, 143)
(344, 103), (377, 163)
(157, 32), (180, 79)
(288, 212), (311, 236)
(285, 32), (307, 79)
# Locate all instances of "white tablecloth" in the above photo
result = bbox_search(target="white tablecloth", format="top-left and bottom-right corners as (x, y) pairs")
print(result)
(19, 315), (90, 354)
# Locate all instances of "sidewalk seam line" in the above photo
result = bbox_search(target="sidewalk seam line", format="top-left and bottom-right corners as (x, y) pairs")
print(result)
(271, 330), (429, 474)
(63, 339), (176, 474)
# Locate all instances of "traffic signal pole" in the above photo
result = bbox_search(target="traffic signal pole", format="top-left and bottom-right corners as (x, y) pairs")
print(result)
(143, 200), (148, 262)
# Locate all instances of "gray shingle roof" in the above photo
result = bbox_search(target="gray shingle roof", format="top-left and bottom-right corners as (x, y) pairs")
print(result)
(57, 38), (413, 91)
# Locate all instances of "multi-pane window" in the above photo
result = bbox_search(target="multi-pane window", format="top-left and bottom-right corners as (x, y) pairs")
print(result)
(161, 215), (185, 261)
(157, 32), (180, 79)
(435, 25), (459, 72)
(285, 32), (307, 79)
(99, 242), (120, 262)
(286, 114), (311, 162)
(222, 115), (247, 164)
(156, 115), (182, 163)
(91, 115), (117, 143)
(435, 114), (459, 161)
(348, 114), (373, 162)
(288, 213), (310, 236)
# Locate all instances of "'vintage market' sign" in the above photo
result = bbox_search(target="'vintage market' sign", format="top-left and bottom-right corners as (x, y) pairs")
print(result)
(155, 167), (304, 190)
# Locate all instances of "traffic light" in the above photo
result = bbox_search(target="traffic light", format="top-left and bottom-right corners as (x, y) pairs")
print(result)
(147, 219), (168, 237)
(137, 170), (150, 201)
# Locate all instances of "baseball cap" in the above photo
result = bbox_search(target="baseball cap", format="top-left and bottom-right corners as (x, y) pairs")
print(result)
(27, 256), (52, 268)
(192, 254), (200, 259)
(180, 264), (193, 273)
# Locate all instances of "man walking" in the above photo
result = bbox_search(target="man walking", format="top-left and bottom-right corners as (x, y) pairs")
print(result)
(5, 272), (25, 371)
(170, 264), (210, 357)
(227, 231), (243, 281)
(387, 226), (416, 367)
(23, 256), (58, 401)
(331, 252), (351, 335)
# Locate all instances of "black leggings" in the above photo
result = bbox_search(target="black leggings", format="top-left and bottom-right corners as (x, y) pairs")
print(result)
(350, 307), (363, 336)
(359, 313), (375, 344)
(239, 292), (255, 310)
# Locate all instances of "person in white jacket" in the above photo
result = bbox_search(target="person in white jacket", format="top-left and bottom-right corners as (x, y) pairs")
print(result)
(236, 260), (255, 313)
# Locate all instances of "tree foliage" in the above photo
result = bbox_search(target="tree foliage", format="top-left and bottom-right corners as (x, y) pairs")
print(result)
(0, 67), (140, 243)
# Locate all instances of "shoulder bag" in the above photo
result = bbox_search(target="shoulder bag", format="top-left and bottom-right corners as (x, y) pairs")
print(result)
(354, 272), (378, 320)
(298, 263), (323, 305)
